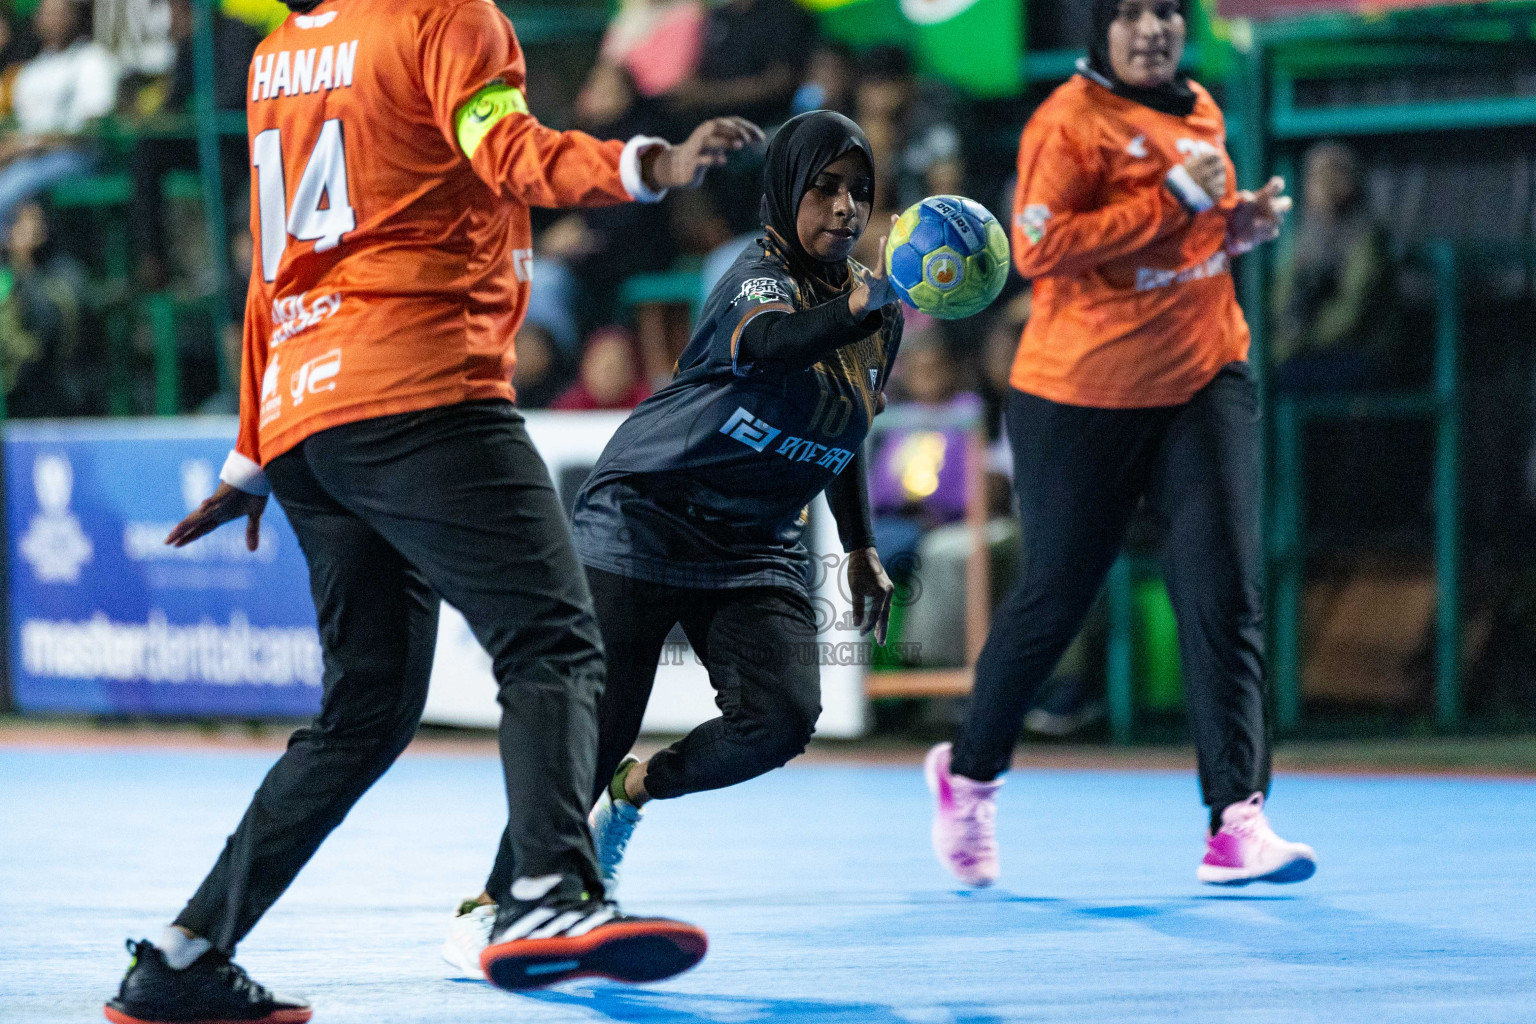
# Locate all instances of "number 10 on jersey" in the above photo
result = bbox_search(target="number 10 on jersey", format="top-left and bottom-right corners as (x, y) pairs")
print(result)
(252, 119), (356, 282)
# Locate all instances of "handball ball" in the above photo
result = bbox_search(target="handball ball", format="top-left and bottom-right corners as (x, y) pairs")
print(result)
(884, 196), (1010, 320)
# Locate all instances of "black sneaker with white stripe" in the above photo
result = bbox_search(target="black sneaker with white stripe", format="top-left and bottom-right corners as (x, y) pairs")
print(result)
(104, 939), (311, 1024)
(480, 874), (707, 990)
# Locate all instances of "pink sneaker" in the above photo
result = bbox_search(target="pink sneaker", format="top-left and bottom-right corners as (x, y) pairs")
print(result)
(925, 742), (1003, 887)
(1197, 792), (1317, 885)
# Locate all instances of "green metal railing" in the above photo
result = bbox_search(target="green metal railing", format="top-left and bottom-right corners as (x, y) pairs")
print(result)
(1226, 11), (1534, 737)
(1096, 7), (1536, 740)
(1267, 241), (1463, 733)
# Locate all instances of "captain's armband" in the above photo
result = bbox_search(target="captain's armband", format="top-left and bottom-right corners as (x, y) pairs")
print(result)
(454, 80), (529, 158)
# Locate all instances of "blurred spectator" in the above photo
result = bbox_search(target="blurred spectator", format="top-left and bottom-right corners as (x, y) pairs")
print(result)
(524, 228), (582, 356)
(0, 199), (89, 415)
(549, 63), (676, 327)
(669, 0), (814, 233)
(128, 0), (260, 288)
(574, 58), (643, 131)
(96, 0), (175, 76)
(978, 289), (1032, 511)
(852, 46), (963, 266)
(536, 61), (679, 385)
(511, 323), (575, 411)
(594, 0), (704, 101)
(1272, 142), (1414, 541)
(195, 187), (254, 413)
(691, 185), (756, 308)
(552, 327), (653, 411)
(792, 40), (856, 118)
(144, 0), (260, 117)
(869, 324), (1005, 669)
(895, 320), (964, 408)
(0, 0), (118, 231)
(979, 290), (1030, 440)
(668, 0), (813, 126)
(0, 3), (42, 120)
(871, 321), (981, 574)
(1271, 141), (1402, 393)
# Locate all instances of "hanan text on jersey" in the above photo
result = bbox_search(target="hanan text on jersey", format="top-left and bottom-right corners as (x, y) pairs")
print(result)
(251, 42), (359, 102)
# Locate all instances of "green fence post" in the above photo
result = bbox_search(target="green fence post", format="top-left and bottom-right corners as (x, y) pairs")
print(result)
(1272, 396), (1302, 733)
(106, 213), (133, 416)
(1106, 555), (1134, 745)
(193, 0), (232, 390)
(148, 295), (179, 416)
(1229, 36), (1269, 395)
(1428, 240), (1461, 731)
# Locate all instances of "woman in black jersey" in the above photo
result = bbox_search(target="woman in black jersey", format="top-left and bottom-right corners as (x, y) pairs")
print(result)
(448, 111), (904, 972)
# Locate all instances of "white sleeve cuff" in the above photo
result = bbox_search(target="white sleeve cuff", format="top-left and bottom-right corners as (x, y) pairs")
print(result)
(220, 450), (271, 497)
(1165, 163), (1216, 214)
(620, 135), (669, 204)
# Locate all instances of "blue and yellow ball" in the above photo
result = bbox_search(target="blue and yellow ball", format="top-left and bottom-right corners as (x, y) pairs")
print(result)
(884, 196), (1010, 320)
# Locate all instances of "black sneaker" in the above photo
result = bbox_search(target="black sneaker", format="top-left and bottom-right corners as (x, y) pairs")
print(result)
(104, 939), (312, 1024)
(481, 874), (706, 990)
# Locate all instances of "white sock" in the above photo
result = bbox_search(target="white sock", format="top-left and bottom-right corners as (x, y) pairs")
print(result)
(158, 926), (212, 970)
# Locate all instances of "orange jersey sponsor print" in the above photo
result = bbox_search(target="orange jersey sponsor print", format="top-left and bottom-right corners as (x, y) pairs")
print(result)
(1010, 74), (1249, 409)
(235, 0), (647, 468)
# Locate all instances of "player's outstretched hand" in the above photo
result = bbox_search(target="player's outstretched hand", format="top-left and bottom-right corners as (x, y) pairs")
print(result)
(643, 117), (765, 192)
(849, 214), (900, 319)
(1226, 176), (1292, 256)
(166, 482), (268, 552)
(847, 546), (894, 646)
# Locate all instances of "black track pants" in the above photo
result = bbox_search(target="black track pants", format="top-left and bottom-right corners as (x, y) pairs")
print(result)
(951, 363), (1270, 812)
(485, 566), (821, 898)
(175, 401), (606, 951)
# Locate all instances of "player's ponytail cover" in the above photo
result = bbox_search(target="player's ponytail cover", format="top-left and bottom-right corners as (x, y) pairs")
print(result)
(758, 111), (874, 272)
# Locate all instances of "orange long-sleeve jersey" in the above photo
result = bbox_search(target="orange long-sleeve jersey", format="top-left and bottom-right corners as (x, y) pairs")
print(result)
(224, 0), (659, 486)
(1009, 72), (1249, 409)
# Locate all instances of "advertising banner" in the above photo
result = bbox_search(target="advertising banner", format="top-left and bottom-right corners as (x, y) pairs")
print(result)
(4, 415), (868, 737)
(5, 419), (321, 717)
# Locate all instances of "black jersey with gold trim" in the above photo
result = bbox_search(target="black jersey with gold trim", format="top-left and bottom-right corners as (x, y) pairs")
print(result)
(571, 241), (902, 591)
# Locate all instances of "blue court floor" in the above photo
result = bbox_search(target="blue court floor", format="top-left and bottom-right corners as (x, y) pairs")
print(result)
(2, 745), (1534, 1023)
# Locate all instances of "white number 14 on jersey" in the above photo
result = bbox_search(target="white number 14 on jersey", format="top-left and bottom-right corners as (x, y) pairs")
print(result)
(252, 119), (356, 283)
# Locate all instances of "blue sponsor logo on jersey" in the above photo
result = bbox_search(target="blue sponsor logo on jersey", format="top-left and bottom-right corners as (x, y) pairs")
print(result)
(720, 407), (856, 474)
(721, 407), (782, 452)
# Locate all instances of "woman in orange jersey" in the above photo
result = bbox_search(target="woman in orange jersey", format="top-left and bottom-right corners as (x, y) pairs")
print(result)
(925, 0), (1318, 889)
(109, 0), (764, 1017)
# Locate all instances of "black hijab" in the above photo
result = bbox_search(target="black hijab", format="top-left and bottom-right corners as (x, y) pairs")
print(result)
(1085, 0), (1198, 118)
(758, 110), (875, 302)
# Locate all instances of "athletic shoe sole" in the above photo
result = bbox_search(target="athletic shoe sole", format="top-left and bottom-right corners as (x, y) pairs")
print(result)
(1197, 856), (1317, 886)
(481, 920), (707, 991)
(104, 1004), (312, 1024)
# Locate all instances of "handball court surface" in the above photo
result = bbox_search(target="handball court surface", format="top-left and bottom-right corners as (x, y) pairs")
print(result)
(3, 728), (1534, 1023)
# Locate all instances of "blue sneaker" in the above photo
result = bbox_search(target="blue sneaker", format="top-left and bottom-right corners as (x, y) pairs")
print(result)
(589, 756), (644, 896)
